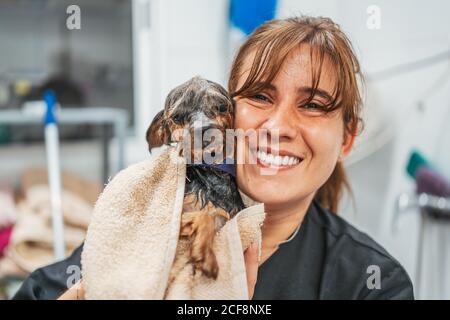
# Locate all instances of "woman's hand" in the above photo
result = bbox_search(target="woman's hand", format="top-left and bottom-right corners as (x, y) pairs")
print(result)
(56, 245), (260, 300)
(57, 280), (85, 300)
(244, 242), (259, 299)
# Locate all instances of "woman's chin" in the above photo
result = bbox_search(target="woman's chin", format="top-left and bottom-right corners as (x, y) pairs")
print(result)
(238, 164), (315, 208)
(243, 186), (302, 208)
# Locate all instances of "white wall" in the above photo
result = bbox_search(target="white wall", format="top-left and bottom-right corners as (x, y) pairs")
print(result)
(127, 0), (450, 298)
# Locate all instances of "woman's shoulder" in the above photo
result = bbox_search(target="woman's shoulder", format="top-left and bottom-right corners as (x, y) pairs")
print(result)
(307, 201), (414, 299)
(309, 201), (394, 257)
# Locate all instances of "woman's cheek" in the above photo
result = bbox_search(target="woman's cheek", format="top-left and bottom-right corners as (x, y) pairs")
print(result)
(304, 118), (344, 171)
(235, 101), (256, 130)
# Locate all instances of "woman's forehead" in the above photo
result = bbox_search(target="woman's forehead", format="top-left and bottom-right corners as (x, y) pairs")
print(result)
(238, 44), (338, 95)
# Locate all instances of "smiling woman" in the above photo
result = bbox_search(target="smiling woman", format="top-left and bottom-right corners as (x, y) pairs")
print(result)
(231, 16), (414, 299)
(11, 15), (414, 301)
(230, 16), (362, 214)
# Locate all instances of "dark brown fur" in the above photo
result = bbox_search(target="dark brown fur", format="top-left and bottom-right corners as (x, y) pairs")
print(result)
(146, 76), (244, 279)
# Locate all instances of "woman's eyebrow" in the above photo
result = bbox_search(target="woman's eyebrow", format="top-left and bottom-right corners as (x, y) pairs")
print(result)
(297, 86), (333, 102)
(250, 83), (333, 102)
(252, 81), (277, 92)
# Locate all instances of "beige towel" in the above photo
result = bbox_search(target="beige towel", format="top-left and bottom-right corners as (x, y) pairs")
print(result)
(7, 185), (92, 273)
(0, 170), (99, 278)
(81, 146), (265, 299)
(20, 167), (102, 207)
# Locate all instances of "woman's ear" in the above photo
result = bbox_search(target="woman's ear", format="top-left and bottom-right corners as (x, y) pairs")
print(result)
(146, 110), (169, 153)
(338, 126), (357, 162)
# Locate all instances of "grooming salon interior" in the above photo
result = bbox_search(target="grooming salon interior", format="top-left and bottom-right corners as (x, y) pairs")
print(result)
(0, 0), (450, 300)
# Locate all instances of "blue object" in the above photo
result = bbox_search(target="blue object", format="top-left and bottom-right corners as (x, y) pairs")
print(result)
(230, 0), (277, 36)
(406, 150), (430, 179)
(44, 90), (57, 125)
(193, 158), (236, 177)
(214, 158), (236, 177)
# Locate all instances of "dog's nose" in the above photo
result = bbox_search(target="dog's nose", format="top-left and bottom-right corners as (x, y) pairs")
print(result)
(190, 125), (224, 150)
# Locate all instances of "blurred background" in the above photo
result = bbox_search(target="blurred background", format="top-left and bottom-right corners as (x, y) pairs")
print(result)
(0, 0), (449, 299)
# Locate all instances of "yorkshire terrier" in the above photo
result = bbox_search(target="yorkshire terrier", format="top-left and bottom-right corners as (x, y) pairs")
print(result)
(146, 76), (245, 279)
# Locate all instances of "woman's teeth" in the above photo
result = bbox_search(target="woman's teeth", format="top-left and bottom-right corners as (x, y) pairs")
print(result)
(256, 150), (301, 166)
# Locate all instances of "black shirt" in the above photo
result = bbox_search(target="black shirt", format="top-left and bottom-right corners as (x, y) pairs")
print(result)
(13, 200), (414, 300)
(253, 201), (414, 299)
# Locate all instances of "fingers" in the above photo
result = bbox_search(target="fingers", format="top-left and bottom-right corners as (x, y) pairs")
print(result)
(244, 242), (259, 299)
(57, 279), (85, 300)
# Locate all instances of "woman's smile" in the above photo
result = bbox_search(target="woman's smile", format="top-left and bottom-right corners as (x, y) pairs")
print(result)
(252, 146), (304, 171)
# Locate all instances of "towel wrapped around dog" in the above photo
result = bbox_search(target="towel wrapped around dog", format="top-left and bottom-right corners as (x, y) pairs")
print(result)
(81, 146), (265, 299)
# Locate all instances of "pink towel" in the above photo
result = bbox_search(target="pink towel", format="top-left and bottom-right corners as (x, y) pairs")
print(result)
(0, 225), (13, 257)
(0, 186), (16, 228)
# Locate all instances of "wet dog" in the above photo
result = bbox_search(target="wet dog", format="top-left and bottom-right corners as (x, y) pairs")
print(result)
(146, 76), (245, 279)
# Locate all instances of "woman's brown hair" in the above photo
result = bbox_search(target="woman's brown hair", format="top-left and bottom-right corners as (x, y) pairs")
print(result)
(228, 16), (363, 213)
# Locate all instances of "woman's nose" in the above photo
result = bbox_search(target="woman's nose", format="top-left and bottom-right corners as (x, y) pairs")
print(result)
(259, 103), (298, 142)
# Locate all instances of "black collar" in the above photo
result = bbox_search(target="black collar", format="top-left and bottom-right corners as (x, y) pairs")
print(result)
(189, 159), (236, 177)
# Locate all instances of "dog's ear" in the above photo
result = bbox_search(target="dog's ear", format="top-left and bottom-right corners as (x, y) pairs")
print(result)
(146, 110), (170, 153)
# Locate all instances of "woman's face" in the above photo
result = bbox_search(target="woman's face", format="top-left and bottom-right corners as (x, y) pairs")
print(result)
(234, 45), (355, 211)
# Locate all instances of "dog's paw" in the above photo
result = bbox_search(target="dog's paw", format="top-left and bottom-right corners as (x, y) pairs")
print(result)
(192, 247), (219, 280)
(181, 210), (220, 279)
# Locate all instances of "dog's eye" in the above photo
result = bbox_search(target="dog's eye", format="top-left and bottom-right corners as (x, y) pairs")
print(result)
(173, 114), (183, 124)
(218, 104), (228, 113)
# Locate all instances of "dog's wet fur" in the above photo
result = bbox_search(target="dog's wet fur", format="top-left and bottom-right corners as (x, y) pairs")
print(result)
(146, 76), (245, 279)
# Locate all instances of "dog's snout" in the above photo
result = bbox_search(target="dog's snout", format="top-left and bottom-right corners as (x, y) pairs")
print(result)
(201, 124), (222, 134)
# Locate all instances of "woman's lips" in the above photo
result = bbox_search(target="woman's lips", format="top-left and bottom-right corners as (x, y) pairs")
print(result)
(256, 157), (301, 171)
(253, 148), (303, 171)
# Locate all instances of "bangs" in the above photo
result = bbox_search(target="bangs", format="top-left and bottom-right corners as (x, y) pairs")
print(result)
(231, 27), (298, 99)
(230, 18), (362, 120)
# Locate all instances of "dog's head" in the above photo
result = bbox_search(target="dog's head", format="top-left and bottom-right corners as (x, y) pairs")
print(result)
(146, 76), (234, 163)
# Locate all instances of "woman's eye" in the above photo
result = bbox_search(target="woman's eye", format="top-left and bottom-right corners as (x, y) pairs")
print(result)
(303, 102), (325, 110)
(250, 94), (270, 102)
